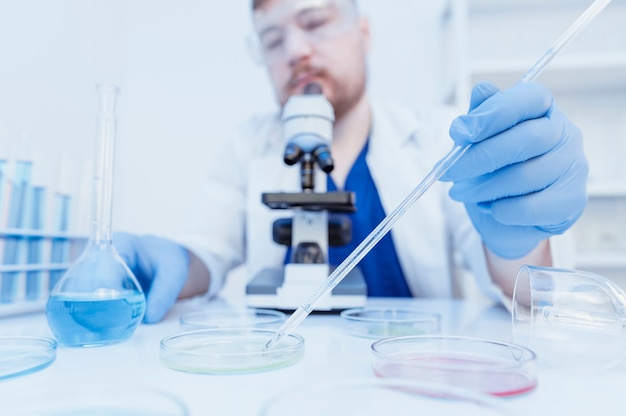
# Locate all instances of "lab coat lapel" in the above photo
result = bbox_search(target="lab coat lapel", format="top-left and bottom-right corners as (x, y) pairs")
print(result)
(366, 101), (454, 297)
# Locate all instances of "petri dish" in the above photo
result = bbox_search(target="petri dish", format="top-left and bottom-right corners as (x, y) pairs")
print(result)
(259, 378), (516, 416)
(340, 307), (441, 339)
(160, 328), (304, 375)
(0, 336), (57, 380)
(371, 335), (537, 397)
(179, 308), (285, 330)
(2, 385), (188, 415)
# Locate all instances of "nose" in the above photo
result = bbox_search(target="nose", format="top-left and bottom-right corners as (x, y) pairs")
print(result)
(283, 26), (313, 65)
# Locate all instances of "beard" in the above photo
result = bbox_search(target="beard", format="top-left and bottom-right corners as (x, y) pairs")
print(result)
(330, 75), (367, 120)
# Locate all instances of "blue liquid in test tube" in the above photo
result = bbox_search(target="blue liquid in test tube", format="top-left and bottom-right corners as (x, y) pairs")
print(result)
(25, 186), (46, 300)
(1, 160), (32, 303)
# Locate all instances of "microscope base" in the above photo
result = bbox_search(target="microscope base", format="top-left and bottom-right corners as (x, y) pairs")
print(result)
(245, 265), (367, 312)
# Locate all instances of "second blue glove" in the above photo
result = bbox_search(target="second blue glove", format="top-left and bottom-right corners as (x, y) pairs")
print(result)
(113, 232), (190, 323)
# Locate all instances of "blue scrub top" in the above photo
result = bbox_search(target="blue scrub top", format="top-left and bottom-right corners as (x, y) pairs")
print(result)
(284, 141), (412, 297)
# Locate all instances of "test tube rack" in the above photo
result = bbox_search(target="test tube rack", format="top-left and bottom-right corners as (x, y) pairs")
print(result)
(0, 229), (86, 317)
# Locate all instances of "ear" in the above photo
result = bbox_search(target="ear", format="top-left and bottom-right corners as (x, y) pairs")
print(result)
(357, 16), (371, 53)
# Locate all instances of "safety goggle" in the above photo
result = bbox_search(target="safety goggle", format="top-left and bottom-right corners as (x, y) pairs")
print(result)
(249, 0), (359, 65)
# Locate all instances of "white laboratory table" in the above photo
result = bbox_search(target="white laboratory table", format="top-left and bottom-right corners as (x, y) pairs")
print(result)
(1, 296), (625, 415)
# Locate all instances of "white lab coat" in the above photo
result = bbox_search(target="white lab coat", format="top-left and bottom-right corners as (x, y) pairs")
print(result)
(174, 99), (572, 304)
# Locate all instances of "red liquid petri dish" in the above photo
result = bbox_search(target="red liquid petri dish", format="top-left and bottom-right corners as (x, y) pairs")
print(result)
(371, 335), (537, 397)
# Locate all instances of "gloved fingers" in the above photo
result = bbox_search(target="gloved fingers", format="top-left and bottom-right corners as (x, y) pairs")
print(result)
(443, 116), (562, 181)
(112, 232), (155, 292)
(448, 130), (585, 203)
(449, 81), (554, 146)
(451, 149), (587, 226)
(468, 81), (500, 112)
(113, 232), (146, 283)
(448, 158), (556, 203)
(486, 169), (588, 228)
(142, 238), (190, 324)
(113, 233), (191, 323)
(112, 231), (138, 267)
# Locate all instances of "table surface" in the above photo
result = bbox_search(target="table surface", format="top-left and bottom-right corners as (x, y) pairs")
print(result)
(1, 296), (625, 415)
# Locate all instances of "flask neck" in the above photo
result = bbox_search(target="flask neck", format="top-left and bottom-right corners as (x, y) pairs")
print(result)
(90, 84), (119, 245)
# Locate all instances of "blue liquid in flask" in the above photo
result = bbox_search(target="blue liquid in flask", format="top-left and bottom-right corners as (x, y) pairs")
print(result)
(46, 291), (145, 347)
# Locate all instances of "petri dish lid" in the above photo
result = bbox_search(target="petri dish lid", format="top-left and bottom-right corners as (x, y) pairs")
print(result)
(0, 336), (57, 380)
(2, 384), (188, 415)
(160, 328), (304, 375)
(371, 335), (537, 397)
(259, 378), (517, 416)
(179, 308), (285, 329)
(340, 307), (441, 339)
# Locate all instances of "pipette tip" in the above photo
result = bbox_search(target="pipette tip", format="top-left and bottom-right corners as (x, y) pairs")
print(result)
(263, 333), (282, 351)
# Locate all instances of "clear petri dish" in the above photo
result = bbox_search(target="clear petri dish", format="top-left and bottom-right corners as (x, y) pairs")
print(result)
(160, 328), (304, 375)
(371, 335), (537, 397)
(0, 336), (57, 380)
(340, 307), (441, 339)
(259, 378), (516, 416)
(2, 385), (188, 415)
(179, 308), (286, 330)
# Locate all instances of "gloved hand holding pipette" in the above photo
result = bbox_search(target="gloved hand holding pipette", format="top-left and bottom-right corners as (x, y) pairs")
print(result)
(440, 81), (588, 259)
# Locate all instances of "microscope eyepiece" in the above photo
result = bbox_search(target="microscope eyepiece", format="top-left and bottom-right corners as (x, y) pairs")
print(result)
(303, 83), (323, 95)
(312, 145), (334, 173)
(283, 142), (303, 166)
(281, 83), (334, 190)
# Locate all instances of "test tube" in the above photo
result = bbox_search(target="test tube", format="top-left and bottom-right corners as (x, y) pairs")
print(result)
(25, 148), (48, 300)
(25, 187), (45, 299)
(1, 157), (33, 303)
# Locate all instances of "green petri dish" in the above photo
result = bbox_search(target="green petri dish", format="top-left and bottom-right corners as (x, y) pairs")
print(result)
(160, 328), (304, 375)
(0, 336), (57, 380)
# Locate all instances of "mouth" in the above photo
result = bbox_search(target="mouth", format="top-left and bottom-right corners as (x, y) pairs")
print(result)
(288, 70), (323, 94)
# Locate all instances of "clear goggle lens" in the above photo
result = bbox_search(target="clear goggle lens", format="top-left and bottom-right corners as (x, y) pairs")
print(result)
(249, 0), (358, 64)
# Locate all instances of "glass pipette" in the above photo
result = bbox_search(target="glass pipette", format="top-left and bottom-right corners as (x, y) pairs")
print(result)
(264, 0), (614, 350)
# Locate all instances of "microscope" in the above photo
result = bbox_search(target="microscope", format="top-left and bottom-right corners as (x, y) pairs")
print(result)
(246, 84), (367, 311)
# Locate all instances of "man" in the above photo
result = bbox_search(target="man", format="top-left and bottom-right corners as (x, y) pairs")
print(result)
(114, 0), (587, 323)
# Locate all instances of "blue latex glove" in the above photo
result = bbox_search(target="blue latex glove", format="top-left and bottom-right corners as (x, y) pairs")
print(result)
(440, 81), (588, 259)
(113, 232), (190, 323)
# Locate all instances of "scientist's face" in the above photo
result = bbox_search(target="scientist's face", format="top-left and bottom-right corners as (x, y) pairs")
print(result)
(252, 0), (370, 119)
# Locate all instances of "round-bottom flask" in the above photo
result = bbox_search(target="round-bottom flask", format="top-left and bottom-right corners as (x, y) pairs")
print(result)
(46, 84), (145, 347)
